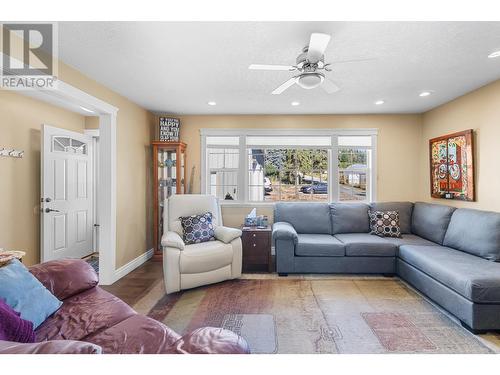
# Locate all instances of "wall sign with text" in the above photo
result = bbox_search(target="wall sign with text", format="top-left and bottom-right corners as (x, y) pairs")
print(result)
(159, 117), (180, 142)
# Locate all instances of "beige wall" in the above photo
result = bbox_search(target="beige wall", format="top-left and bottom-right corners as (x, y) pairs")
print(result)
(57, 63), (155, 268)
(419, 80), (500, 212)
(0, 90), (86, 265)
(1, 47), (154, 267)
(155, 114), (423, 226)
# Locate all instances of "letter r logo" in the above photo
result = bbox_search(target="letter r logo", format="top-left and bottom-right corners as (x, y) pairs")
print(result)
(2, 23), (53, 76)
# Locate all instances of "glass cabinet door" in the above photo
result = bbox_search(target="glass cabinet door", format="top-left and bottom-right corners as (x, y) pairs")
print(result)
(154, 143), (186, 255)
(179, 150), (185, 194)
(158, 148), (177, 199)
(158, 148), (176, 250)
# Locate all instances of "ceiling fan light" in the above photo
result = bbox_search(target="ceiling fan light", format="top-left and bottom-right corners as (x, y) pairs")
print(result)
(297, 73), (324, 90)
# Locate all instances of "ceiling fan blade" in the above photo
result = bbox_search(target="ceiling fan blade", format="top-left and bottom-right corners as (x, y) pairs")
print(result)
(321, 78), (340, 94)
(307, 33), (331, 63)
(272, 77), (297, 95)
(249, 64), (295, 71)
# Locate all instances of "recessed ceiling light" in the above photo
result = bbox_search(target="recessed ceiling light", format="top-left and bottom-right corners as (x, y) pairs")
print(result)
(80, 106), (94, 113)
(207, 101), (217, 106)
(374, 100), (385, 105)
(291, 101), (300, 106)
(419, 91), (432, 97)
(488, 50), (500, 59)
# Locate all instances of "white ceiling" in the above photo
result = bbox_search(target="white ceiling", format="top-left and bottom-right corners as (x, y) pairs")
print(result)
(57, 22), (500, 114)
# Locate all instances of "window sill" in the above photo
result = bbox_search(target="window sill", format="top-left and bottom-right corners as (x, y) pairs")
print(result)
(219, 201), (276, 207)
(218, 200), (369, 207)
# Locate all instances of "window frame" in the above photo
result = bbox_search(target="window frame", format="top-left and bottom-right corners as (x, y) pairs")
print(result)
(201, 129), (378, 205)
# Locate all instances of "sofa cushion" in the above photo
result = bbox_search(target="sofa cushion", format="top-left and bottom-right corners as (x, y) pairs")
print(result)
(398, 245), (500, 303)
(335, 233), (397, 257)
(411, 202), (455, 244)
(330, 203), (370, 234)
(83, 314), (181, 354)
(29, 258), (99, 301)
(180, 241), (233, 274)
(274, 203), (332, 234)
(295, 234), (345, 257)
(369, 202), (413, 234)
(35, 287), (136, 342)
(443, 208), (500, 261)
(368, 210), (401, 238)
(382, 234), (436, 248)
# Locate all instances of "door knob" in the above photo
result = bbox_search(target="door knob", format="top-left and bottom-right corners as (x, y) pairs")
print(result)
(45, 208), (60, 213)
(41, 197), (52, 202)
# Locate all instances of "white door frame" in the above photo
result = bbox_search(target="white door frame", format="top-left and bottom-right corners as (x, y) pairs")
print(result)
(84, 129), (100, 254)
(19, 80), (118, 285)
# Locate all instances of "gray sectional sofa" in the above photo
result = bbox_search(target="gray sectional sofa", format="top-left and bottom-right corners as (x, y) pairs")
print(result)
(272, 201), (500, 333)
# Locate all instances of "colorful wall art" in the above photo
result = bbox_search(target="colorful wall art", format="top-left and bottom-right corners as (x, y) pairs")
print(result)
(429, 129), (474, 201)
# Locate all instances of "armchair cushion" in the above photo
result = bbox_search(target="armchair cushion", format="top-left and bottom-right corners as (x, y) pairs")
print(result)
(0, 339), (102, 354)
(29, 258), (98, 301)
(161, 231), (185, 250)
(215, 226), (242, 244)
(272, 222), (298, 244)
(180, 241), (233, 274)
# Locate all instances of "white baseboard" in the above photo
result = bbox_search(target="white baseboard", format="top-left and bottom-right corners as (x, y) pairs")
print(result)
(113, 248), (154, 282)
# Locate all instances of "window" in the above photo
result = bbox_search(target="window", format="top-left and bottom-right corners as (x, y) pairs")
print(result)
(202, 130), (377, 203)
(53, 136), (87, 154)
(248, 148), (329, 202)
(205, 136), (241, 200)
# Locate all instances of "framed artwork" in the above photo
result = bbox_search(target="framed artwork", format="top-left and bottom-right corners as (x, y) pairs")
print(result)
(429, 129), (474, 201)
(159, 117), (180, 142)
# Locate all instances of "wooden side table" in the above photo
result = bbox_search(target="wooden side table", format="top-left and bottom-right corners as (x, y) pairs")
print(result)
(241, 226), (273, 273)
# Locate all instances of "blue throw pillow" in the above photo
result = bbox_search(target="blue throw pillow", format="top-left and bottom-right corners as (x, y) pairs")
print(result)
(0, 259), (62, 329)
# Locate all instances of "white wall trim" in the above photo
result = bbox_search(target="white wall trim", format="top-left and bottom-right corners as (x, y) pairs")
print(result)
(200, 128), (379, 136)
(113, 248), (154, 282)
(84, 129), (100, 137)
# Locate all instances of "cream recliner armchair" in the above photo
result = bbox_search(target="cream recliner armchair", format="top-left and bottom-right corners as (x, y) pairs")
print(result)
(161, 194), (242, 294)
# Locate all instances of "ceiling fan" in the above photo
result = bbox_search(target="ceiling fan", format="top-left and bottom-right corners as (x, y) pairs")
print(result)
(249, 33), (363, 95)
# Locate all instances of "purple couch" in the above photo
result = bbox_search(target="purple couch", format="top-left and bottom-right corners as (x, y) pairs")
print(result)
(0, 259), (249, 354)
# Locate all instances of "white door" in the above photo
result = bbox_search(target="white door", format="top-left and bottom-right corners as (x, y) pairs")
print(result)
(41, 125), (94, 261)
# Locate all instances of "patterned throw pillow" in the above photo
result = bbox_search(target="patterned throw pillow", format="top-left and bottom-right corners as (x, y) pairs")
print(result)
(179, 212), (216, 245)
(368, 210), (402, 238)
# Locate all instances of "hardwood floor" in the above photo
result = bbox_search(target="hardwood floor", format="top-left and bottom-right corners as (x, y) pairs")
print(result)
(102, 260), (162, 306)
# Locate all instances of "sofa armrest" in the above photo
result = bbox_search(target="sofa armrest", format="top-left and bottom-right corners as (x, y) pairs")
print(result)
(29, 259), (98, 301)
(215, 226), (242, 244)
(164, 327), (250, 354)
(272, 222), (298, 244)
(161, 231), (185, 250)
(0, 340), (102, 354)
